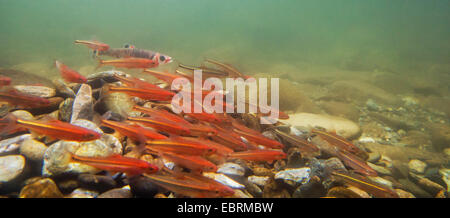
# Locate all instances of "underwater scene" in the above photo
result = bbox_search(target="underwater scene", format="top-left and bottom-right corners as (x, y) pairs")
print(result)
(0, 0), (449, 198)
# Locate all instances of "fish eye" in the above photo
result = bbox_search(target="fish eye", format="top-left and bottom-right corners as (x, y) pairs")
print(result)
(159, 56), (166, 61)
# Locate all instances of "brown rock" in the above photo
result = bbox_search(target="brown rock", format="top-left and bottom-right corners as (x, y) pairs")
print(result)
(319, 101), (360, 122)
(19, 178), (63, 198)
(428, 123), (450, 151)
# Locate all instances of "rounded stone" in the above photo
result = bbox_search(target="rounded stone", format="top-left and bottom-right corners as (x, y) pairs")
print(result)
(19, 139), (47, 161)
(97, 188), (133, 198)
(0, 155), (26, 183)
(13, 85), (56, 98)
(408, 159), (427, 174)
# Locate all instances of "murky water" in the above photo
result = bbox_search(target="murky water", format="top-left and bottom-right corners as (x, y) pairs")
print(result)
(1, 0), (449, 77)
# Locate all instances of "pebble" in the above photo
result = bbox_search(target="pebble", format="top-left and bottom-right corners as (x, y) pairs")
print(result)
(19, 139), (47, 161)
(77, 174), (117, 193)
(19, 178), (63, 198)
(230, 189), (253, 198)
(327, 186), (366, 198)
(444, 148), (450, 159)
(346, 186), (371, 198)
(0, 134), (32, 155)
(367, 152), (381, 163)
(358, 137), (376, 144)
(71, 84), (94, 122)
(0, 155), (26, 183)
(408, 159), (427, 174)
(398, 178), (432, 198)
(52, 78), (76, 98)
(366, 99), (380, 111)
(97, 188), (133, 198)
(274, 167), (311, 187)
(247, 175), (270, 188)
(58, 98), (74, 122)
(13, 85), (56, 98)
(217, 163), (245, 177)
(67, 188), (99, 198)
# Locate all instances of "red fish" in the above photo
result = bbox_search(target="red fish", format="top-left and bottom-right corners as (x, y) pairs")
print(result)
(100, 119), (168, 144)
(143, 173), (234, 198)
(145, 136), (216, 156)
(187, 123), (217, 137)
(272, 129), (319, 154)
(148, 148), (217, 173)
(0, 89), (50, 108)
(210, 124), (247, 151)
(232, 121), (283, 149)
(112, 74), (162, 90)
(127, 116), (191, 136)
(133, 105), (190, 126)
(311, 129), (363, 155)
(107, 85), (175, 101)
(142, 69), (193, 84)
(98, 57), (159, 69)
(74, 40), (110, 51)
(55, 60), (87, 83)
(227, 149), (287, 163)
(331, 171), (399, 198)
(0, 114), (101, 141)
(70, 153), (158, 176)
(335, 150), (378, 177)
(0, 75), (11, 86)
(188, 137), (234, 157)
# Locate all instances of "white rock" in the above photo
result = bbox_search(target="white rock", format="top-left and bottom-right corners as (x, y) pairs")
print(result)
(284, 113), (360, 139)
(71, 84), (93, 122)
(247, 175), (270, 187)
(67, 188), (99, 198)
(274, 167), (311, 186)
(0, 155), (25, 183)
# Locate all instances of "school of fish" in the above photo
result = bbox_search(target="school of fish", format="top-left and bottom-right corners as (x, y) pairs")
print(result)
(0, 39), (400, 198)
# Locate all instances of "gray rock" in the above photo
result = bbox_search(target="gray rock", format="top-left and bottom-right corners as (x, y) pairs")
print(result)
(0, 155), (25, 183)
(87, 70), (125, 80)
(13, 85), (56, 98)
(0, 134), (32, 155)
(368, 176), (394, 189)
(231, 189), (253, 198)
(395, 189), (415, 198)
(409, 172), (445, 196)
(398, 178), (432, 198)
(367, 152), (381, 163)
(71, 84), (94, 122)
(366, 99), (380, 111)
(408, 159), (427, 174)
(217, 163), (245, 177)
(58, 98), (74, 122)
(244, 181), (262, 197)
(274, 167), (311, 187)
(247, 175), (270, 188)
(52, 79), (76, 98)
(19, 139), (47, 161)
(97, 188), (133, 198)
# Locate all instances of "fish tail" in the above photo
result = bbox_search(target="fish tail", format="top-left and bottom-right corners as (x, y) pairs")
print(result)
(0, 114), (19, 137)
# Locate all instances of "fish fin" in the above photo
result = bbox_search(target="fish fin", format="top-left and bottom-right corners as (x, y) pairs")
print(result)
(92, 50), (98, 59)
(0, 114), (19, 137)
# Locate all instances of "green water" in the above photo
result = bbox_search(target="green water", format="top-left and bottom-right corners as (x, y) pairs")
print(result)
(0, 0), (449, 78)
